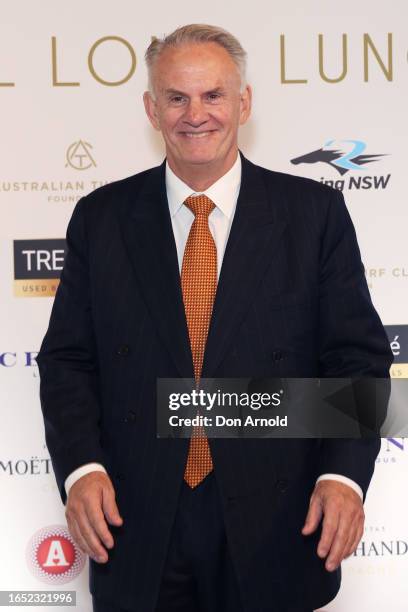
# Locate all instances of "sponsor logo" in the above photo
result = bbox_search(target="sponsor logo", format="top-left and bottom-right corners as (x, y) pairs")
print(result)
(26, 526), (85, 584)
(386, 325), (408, 361)
(0, 455), (52, 476)
(0, 351), (38, 367)
(0, 141), (109, 203)
(66, 140), (96, 170)
(364, 267), (408, 290)
(354, 525), (407, 558)
(385, 325), (408, 378)
(0, 351), (39, 378)
(291, 140), (390, 191)
(291, 140), (386, 175)
(0, 177), (109, 203)
(13, 239), (66, 297)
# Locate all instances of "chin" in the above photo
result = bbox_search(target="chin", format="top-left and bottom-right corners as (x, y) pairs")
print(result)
(186, 157), (216, 166)
(181, 150), (219, 166)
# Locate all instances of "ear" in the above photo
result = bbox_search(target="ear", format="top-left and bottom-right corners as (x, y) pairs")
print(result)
(143, 91), (161, 131)
(239, 84), (252, 125)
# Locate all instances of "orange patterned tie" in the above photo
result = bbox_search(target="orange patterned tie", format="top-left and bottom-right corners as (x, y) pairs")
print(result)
(181, 195), (216, 488)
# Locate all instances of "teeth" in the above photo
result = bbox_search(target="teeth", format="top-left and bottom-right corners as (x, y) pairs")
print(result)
(183, 132), (211, 138)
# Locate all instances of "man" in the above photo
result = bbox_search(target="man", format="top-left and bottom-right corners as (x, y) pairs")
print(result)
(37, 24), (392, 612)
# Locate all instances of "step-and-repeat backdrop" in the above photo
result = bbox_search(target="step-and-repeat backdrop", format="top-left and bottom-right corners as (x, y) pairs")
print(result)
(1, 1), (407, 610)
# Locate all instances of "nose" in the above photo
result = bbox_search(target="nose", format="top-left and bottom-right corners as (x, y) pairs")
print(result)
(183, 98), (209, 127)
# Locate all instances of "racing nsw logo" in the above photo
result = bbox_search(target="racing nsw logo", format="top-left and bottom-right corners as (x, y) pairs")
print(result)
(291, 140), (390, 191)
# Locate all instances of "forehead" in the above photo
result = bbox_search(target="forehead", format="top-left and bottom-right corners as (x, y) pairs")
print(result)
(153, 42), (240, 92)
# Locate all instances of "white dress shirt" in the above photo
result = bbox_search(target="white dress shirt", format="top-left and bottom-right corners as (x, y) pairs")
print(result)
(64, 152), (363, 501)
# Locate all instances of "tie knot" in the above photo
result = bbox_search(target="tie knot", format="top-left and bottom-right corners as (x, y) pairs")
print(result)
(184, 194), (215, 218)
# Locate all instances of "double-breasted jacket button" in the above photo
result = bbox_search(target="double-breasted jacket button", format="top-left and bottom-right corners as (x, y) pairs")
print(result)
(117, 344), (130, 356)
(124, 410), (137, 423)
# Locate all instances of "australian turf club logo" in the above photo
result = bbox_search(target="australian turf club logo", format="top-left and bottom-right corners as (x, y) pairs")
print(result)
(26, 525), (86, 584)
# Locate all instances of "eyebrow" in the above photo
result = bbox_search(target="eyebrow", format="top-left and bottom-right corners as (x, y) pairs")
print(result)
(163, 87), (225, 97)
(163, 89), (187, 97)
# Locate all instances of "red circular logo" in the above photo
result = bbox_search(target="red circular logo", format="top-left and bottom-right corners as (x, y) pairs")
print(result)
(26, 525), (86, 584)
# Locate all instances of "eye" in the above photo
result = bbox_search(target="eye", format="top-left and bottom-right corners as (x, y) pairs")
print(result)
(170, 95), (186, 105)
(206, 92), (221, 101)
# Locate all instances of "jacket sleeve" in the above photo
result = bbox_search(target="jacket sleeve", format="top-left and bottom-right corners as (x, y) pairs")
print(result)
(37, 196), (106, 505)
(316, 188), (393, 500)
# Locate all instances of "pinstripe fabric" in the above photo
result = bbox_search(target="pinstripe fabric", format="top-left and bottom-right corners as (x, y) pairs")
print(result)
(181, 195), (216, 488)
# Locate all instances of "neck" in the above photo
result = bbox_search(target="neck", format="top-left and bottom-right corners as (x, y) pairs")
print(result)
(167, 150), (239, 192)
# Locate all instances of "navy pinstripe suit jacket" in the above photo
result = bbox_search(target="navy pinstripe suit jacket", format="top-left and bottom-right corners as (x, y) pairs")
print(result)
(37, 151), (392, 611)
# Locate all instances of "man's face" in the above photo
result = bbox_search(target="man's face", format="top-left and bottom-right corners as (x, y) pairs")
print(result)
(143, 42), (251, 172)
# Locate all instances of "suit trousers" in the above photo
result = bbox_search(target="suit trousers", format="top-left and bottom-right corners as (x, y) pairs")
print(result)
(92, 472), (313, 612)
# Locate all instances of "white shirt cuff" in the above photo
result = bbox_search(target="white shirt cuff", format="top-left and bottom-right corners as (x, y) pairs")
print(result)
(64, 463), (107, 497)
(316, 474), (363, 501)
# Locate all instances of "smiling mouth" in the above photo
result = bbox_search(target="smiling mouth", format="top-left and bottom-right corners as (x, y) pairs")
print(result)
(180, 131), (216, 138)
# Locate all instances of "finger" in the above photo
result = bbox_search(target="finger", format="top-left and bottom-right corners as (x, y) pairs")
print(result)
(66, 516), (84, 553)
(75, 507), (109, 562)
(345, 520), (364, 558)
(86, 502), (114, 550)
(102, 485), (123, 526)
(342, 507), (364, 559)
(69, 517), (99, 561)
(317, 502), (340, 559)
(302, 495), (323, 535)
(325, 514), (353, 571)
(342, 526), (358, 560)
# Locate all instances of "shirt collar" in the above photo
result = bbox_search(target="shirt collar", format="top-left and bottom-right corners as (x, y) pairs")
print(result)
(165, 152), (242, 220)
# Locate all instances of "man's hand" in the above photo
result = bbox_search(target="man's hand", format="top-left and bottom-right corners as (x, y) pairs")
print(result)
(301, 480), (364, 572)
(65, 472), (123, 563)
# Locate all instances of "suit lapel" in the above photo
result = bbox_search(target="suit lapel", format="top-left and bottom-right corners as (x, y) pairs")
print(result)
(202, 152), (288, 377)
(118, 161), (194, 378)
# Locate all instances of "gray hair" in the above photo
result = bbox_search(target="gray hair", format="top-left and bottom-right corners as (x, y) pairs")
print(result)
(145, 23), (247, 96)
